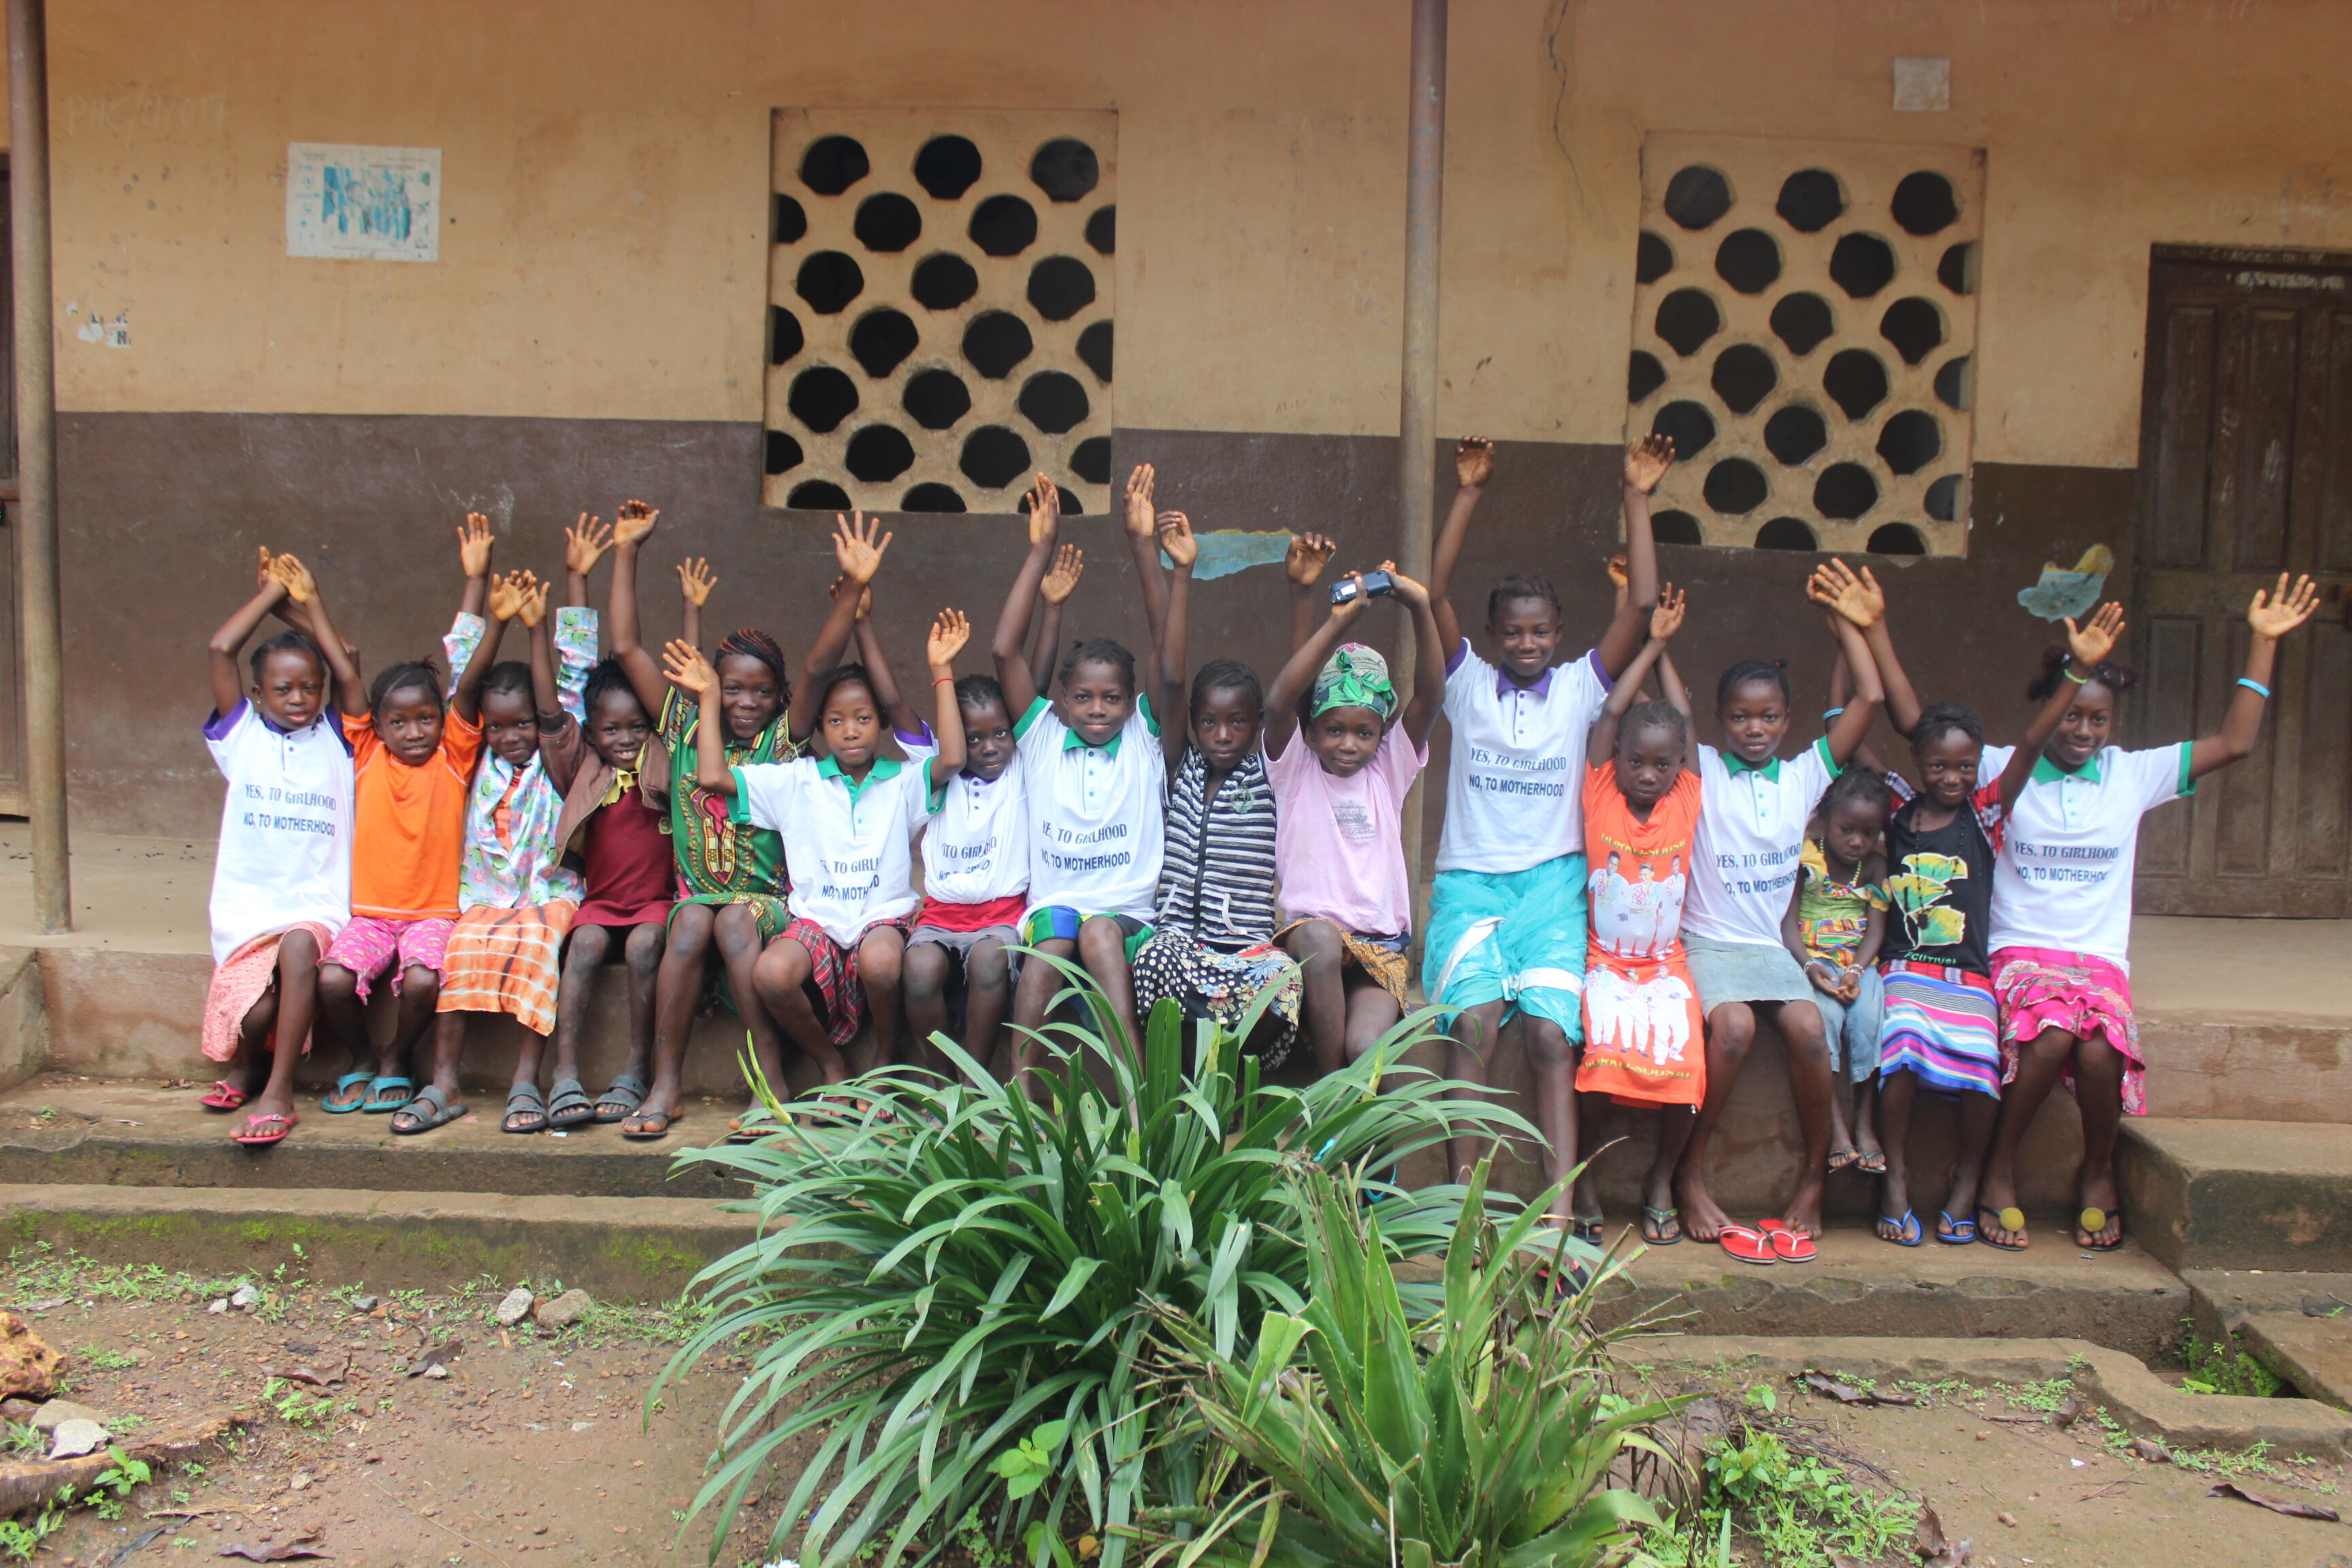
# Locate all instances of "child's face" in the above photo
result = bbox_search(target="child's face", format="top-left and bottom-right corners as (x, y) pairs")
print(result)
(1614, 718), (1686, 810)
(1060, 659), (1134, 747)
(375, 685), (445, 766)
(1823, 796), (1886, 868)
(819, 680), (883, 771)
(1488, 594), (1562, 683)
(715, 653), (783, 743)
(251, 649), (326, 731)
(2048, 681), (2116, 770)
(1189, 684), (1262, 772)
(1718, 678), (1790, 765)
(587, 687), (652, 770)
(960, 696), (1015, 782)
(1915, 730), (1982, 809)
(481, 687), (538, 768)
(1305, 706), (1385, 778)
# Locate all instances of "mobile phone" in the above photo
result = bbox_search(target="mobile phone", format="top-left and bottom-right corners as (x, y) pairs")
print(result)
(1330, 570), (1396, 605)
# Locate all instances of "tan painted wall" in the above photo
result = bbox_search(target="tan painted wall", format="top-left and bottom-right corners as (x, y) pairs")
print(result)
(38, 0), (2352, 467)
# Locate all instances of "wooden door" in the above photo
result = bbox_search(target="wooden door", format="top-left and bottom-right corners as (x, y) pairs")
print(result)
(0, 160), (20, 818)
(2132, 246), (2352, 916)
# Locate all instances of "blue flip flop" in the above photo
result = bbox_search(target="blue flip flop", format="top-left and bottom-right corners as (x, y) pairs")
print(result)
(321, 1073), (374, 1114)
(1880, 1209), (1923, 1247)
(361, 1075), (414, 1114)
(1937, 1209), (1979, 1245)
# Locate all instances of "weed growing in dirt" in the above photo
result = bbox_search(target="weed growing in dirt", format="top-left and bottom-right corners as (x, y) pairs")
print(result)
(2178, 1332), (2285, 1398)
(78, 1344), (138, 1370)
(260, 1377), (337, 1428)
(3, 1245), (208, 1306)
(2002, 1376), (2076, 1413)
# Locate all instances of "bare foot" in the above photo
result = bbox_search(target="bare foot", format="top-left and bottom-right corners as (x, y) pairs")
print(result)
(1782, 1175), (1825, 1239)
(1675, 1166), (1733, 1243)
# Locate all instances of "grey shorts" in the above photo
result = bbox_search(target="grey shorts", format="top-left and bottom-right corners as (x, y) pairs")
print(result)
(906, 921), (1021, 976)
(1682, 934), (1817, 1015)
(1807, 964), (1885, 1079)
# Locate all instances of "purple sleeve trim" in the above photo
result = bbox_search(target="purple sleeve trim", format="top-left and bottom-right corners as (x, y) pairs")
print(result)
(1444, 638), (1470, 675)
(896, 719), (936, 748)
(325, 704), (357, 755)
(1585, 647), (1614, 693)
(201, 700), (249, 742)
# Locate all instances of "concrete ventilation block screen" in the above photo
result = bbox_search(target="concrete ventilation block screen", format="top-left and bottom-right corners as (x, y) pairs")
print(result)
(765, 108), (1116, 515)
(1624, 133), (1982, 556)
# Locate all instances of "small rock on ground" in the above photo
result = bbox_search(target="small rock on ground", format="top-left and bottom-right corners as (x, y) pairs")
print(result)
(228, 1284), (261, 1311)
(495, 1286), (535, 1327)
(532, 1289), (592, 1329)
(47, 1417), (108, 1458)
(28, 1398), (107, 1431)
(0, 1310), (62, 1400)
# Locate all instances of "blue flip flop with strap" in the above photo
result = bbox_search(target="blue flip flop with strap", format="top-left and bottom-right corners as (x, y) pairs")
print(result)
(1938, 1209), (1978, 1245)
(1880, 1209), (1923, 1247)
(361, 1076), (414, 1114)
(321, 1073), (374, 1115)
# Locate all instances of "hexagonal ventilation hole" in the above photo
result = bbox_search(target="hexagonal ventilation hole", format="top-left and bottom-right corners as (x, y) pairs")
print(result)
(1714, 229), (1781, 294)
(853, 193), (921, 252)
(913, 135), (982, 201)
(768, 306), (804, 365)
(1891, 171), (1959, 235)
(1763, 406), (1827, 466)
(1880, 297), (1944, 366)
(1629, 350), (1667, 404)
(849, 310), (919, 378)
(1756, 517), (1818, 551)
(1637, 231), (1675, 284)
(1027, 257), (1096, 322)
(786, 479), (852, 510)
(1076, 321), (1113, 383)
(773, 193), (807, 244)
(1019, 371), (1090, 435)
(902, 482), (968, 513)
(1877, 410), (1942, 475)
(800, 136), (870, 196)
(1823, 350), (1890, 419)
(909, 254), (979, 312)
(1031, 139), (1100, 202)
(1712, 344), (1777, 414)
(1924, 474), (1961, 521)
(845, 425), (917, 483)
(1056, 486), (1086, 517)
(795, 251), (865, 314)
(1071, 436), (1111, 485)
(1663, 165), (1732, 230)
(787, 366), (858, 433)
(960, 426), (1031, 489)
(1934, 355), (1972, 411)
(1776, 169), (1844, 233)
(1652, 399), (1716, 459)
(1703, 458), (1767, 514)
(1654, 510), (1705, 544)
(764, 429), (804, 476)
(902, 369), (972, 431)
(1085, 206), (1115, 255)
(1656, 289), (1722, 357)
(1867, 522), (1927, 555)
(1770, 293), (1835, 357)
(1938, 242), (1978, 296)
(1829, 234), (1896, 298)
(962, 312), (1034, 379)
(1813, 463), (1878, 519)
(969, 195), (1039, 257)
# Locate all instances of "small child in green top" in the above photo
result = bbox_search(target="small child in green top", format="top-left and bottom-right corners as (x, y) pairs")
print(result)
(1782, 766), (1893, 1176)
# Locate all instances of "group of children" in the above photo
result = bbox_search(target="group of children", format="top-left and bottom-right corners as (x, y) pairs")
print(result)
(200, 441), (2322, 1259)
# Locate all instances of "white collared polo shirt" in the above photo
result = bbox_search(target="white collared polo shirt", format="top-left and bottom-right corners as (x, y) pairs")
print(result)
(1682, 737), (1838, 949)
(732, 754), (938, 947)
(1435, 642), (1611, 875)
(1989, 742), (2194, 968)
(1014, 696), (1165, 920)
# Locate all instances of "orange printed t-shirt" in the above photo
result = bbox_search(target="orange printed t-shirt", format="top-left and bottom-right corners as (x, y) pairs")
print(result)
(342, 707), (484, 921)
(1575, 763), (1706, 1109)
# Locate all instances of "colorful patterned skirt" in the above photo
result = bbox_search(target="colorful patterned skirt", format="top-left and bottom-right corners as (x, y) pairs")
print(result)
(1575, 949), (1706, 1108)
(773, 915), (913, 1051)
(200, 921), (338, 1064)
(1272, 919), (1411, 1010)
(437, 901), (579, 1036)
(1132, 932), (1304, 1069)
(1991, 945), (2146, 1116)
(1877, 959), (2002, 1098)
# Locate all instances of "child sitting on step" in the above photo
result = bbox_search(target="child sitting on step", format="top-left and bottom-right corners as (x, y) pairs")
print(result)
(1782, 765), (1893, 1180)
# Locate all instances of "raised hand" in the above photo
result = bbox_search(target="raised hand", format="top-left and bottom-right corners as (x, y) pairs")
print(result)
(1383, 560), (1431, 609)
(2248, 573), (2321, 640)
(1156, 510), (1198, 569)
(677, 556), (718, 608)
(927, 607), (972, 668)
(566, 513), (612, 577)
(458, 512), (495, 578)
(487, 570), (534, 623)
(515, 574), (551, 629)
(267, 552), (318, 605)
(255, 546), (283, 595)
(1286, 531), (1335, 587)
(2063, 601), (2127, 668)
(1024, 474), (1063, 549)
(1650, 582), (1687, 642)
(660, 638), (718, 696)
(1806, 557), (1880, 628)
(612, 498), (659, 549)
(1041, 544), (1085, 605)
(1623, 433), (1675, 494)
(1605, 552), (1630, 593)
(832, 510), (893, 585)
(1327, 572), (1371, 629)
(826, 574), (875, 620)
(1456, 436), (1495, 490)
(1120, 463), (1156, 540)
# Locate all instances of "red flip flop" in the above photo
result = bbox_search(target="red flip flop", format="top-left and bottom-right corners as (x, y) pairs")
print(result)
(1719, 1224), (1778, 1265)
(199, 1080), (248, 1112)
(1767, 1227), (1818, 1263)
(232, 1112), (297, 1147)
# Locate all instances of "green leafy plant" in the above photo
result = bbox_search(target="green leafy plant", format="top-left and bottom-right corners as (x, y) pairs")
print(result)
(1641, 1422), (1917, 1568)
(2179, 1332), (2284, 1398)
(1143, 1157), (1675, 1568)
(78, 1345), (137, 1371)
(261, 1377), (336, 1428)
(656, 957), (1556, 1568)
(990, 1420), (1071, 1502)
(85, 1448), (151, 1521)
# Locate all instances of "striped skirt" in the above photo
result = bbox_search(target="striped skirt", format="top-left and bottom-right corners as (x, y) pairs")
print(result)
(1876, 959), (2002, 1098)
(435, 902), (578, 1036)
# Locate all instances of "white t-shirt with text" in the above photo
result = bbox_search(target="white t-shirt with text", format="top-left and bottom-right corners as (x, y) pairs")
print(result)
(1682, 736), (1838, 949)
(1015, 696), (1166, 921)
(730, 755), (938, 947)
(204, 700), (355, 964)
(1435, 643), (1611, 875)
(1989, 742), (2194, 968)
(898, 727), (1031, 906)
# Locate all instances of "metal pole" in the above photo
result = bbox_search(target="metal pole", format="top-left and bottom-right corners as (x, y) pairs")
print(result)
(1398, 0), (1445, 936)
(10, 0), (67, 932)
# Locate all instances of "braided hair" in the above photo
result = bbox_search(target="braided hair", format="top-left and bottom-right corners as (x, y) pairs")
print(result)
(1715, 657), (1791, 710)
(1910, 700), (1984, 755)
(714, 627), (791, 705)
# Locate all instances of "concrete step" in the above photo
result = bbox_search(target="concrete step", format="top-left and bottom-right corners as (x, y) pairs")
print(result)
(2119, 1117), (2352, 1272)
(2240, 1313), (2352, 1409)
(2178, 1267), (2352, 1407)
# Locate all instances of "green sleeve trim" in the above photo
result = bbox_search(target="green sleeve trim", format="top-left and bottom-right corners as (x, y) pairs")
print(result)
(1139, 691), (1160, 737)
(1013, 696), (1052, 740)
(2177, 741), (2197, 798)
(926, 772), (948, 815)
(728, 767), (753, 825)
(1812, 734), (1836, 774)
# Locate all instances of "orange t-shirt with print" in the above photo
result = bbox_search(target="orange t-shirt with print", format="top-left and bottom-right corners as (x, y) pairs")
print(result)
(1575, 763), (1706, 1109)
(342, 707), (483, 921)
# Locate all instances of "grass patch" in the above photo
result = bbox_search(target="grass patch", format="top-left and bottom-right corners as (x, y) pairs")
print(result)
(2178, 1331), (2285, 1399)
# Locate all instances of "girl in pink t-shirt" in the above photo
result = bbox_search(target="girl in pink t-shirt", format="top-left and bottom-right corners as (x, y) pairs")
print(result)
(1265, 559), (1448, 1073)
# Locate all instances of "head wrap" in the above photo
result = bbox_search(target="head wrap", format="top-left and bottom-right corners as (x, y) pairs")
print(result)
(1310, 642), (1398, 720)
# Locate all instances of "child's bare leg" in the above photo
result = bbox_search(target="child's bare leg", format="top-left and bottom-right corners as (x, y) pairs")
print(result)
(1645, 1107), (1696, 1242)
(1875, 1067), (1918, 1241)
(1938, 1088), (1999, 1241)
(551, 924), (612, 1087)
(749, 934), (845, 1085)
(1852, 1074), (1884, 1165)
(634, 905), (712, 1129)
(1282, 919), (1349, 1076)
(507, 1017), (552, 1131)
(854, 926), (907, 1077)
(248, 930), (322, 1124)
(1673, 1001), (1756, 1243)
(313, 962), (372, 1077)
(387, 964), (443, 1083)
(902, 943), (953, 1073)
(1339, 971), (1401, 1063)
(1445, 999), (1508, 1184)
(1978, 1024), (2074, 1247)
(2070, 1036), (2126, 1249)
(227, 987), (277, 1100)
(961, 938), (1013, 1072)
(1074, 917), (1141, 1055)
(620, 922), (664, 1079)
(1763, 998), (1835, 1237)
(713, 908), (789, 1098)
(1571, 1085), (1607, 1228)
(1523, 1015), (1580, 1226)
(1009, 937), (1079, 1083)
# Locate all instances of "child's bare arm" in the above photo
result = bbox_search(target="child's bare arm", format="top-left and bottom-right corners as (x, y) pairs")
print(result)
(1286, 532), (1335, 654)
(1806, 570), (1888, 767)
(924, 610), (971, 791)
(677, 555), (716, 653)
(1120, 465), (1172, 653)
(843, 579), (906, 730)
(1814, 561), (1920, 738)
(1428, 437), (1492, 657)
(457, 512), (494, 619)
(269, 555), (362, 716)
(1156, 511), (1198, 759)
(2000, 604), (2127, 811)
(1779, 876), (1820, 981)
(660, 642), (734, 794)
(527, 601), (560, 718)
(1264, 574), (1371, 759)
(1392, 565), (1447, 750)
(1855, 878), (1889, 971)
(606, 501), (668, 719)
(1657, 645), (1693, 724)
(208, 578), (290, 718)
(2191, 574), (2321, 780)
(1596, 436), (1673, 679)
(564, 513), (610, 610)
(1028, 543), (1082, 694)
(1588, 586), (1684, 766)
(791, 512), (892, 742)
(252, 548), (350, 658)
(992, 485), (1058, 720)
(455, 571), (526, 723)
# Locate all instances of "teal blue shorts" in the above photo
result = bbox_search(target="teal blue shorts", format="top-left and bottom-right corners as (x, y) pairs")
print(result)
(1421, 855), (1588, 1038)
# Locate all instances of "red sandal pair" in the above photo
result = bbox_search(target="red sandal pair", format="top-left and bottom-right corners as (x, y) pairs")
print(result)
(1719, 1218), (1816, 1265)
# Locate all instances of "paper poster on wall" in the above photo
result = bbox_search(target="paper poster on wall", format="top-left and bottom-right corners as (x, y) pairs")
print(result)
(285, 143), (440, 261)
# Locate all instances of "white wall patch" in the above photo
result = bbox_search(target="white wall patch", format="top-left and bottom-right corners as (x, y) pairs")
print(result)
(1892, 58), (1951, 113)
(285, 143), (440, 261)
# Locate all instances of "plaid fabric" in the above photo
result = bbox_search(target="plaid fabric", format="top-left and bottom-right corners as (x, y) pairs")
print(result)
(777, 914), (911, 1050)
(321, 914), (454, 1001)
(436, 901), (578, 1036)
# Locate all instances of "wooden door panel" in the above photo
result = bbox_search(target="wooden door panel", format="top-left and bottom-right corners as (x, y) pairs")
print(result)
(2323, 312), (2352, 573)
(2233, 308), (2299, 571)
(2151, 305), (2217, 568)
(2133, 613), (2200, 880)
(2300, 627), (2352, 878)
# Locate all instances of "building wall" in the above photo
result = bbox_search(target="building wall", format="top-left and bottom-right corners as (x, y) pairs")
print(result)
(28, 0), (2352, 834)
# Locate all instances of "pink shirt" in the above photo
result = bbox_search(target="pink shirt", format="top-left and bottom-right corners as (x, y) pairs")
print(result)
(1269, 724), (1428, 938)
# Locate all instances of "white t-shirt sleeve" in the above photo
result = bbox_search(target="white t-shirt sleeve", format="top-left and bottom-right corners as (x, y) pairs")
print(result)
(730, 760), (806, 834)
(1440, 640), (1483, 720)
(2124, 742), (2195, 813)
(203, 700), (255, 776)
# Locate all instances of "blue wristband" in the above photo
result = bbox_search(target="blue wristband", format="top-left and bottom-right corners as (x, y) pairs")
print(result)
(2238, 676), (2272, 699)
(1823, 707), (1845, 723)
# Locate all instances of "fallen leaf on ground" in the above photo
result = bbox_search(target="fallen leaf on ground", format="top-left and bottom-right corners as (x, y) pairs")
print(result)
(405, 1340), (463, 1378)
(216, 1544), (329, 1561)
(1914, 1504), (1946, 1558)
(2206, 1482), (2340, 1522)
(269, 1356), (349, 1388)
(2053, 1392), (2081, 1429)
(2130, 1437), (2172, 1464)
(1801, 1371), (1914, 1407)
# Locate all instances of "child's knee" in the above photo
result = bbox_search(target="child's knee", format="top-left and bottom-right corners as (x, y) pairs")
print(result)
(278, 928), (322, 972)
(712, 906), (762, 956)
(565, 925), (611, 973)
(967, 941), (1011, 994)
(1525, 1018), (1576, 1071)
(402, 965), (440, 1002)
(1284, 919), (1343, 964)
(902, 945), (948, 1002)
(623, 923), (665, 975)
(1075, 918), (1130, 968)
(316, 964), (359, 1006)
(859, 933), (904, 990)
(1707, 1002), (1757, 1050)
(753, 936), (812, 993)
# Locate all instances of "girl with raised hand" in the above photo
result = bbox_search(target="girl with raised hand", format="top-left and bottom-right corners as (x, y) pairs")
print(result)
(1427, 435), (1668, 1206)
(196, 556), (355, 1146)
(996, 474), (1169, 1066)
(1264, 555), (1446, 1073)
(1973, 574), (2319, 1252)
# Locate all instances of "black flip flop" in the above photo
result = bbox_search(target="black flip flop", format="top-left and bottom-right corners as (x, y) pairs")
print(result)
(1976, 1204), (2029, 1252)
(546, 1078), (595, 1130)
(389, 1084), (468, 1136)
(2076, 1206), (2125, 1252)
(1640, 1205), (1683, 1246)
(619, 1106), (674, 1141)
(502, 1083), (549, 1135)
(594, 1072), (649, 1124)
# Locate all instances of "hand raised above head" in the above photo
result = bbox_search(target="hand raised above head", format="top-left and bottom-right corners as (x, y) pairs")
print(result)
(1041, 544), (1085, 605)
(1156, 510), (1198, 569)
(514, 573), (550, 630)
(2063, 601), (2127, 668)
(611, 498), (659, 549)
(1024, 474), (1064, 547)
(1807, 557), (1878, 629)
(1286, 531), (1335, 587)
(927, 607), (971, 668)
(2247, 572), (2321, 640)
(678, 556), (718, 608)
(1120, 463), (1156, 540)
(566, 513), (612, 576)
(1327, 572), (1371, 627)
(457, 512), (495, 578)
(659, 638), (718, 696)
(1455, 436), (1495, 489)
(1605, 552), (1630, 592)
(487, 569), (535, 623)
(268, 552), (318, 606)
(1623, 433), (1674, 494)
(1650, 583), (1686, 642)
(1382, 560), (1431, 610)
(832, 510), (893, 585)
